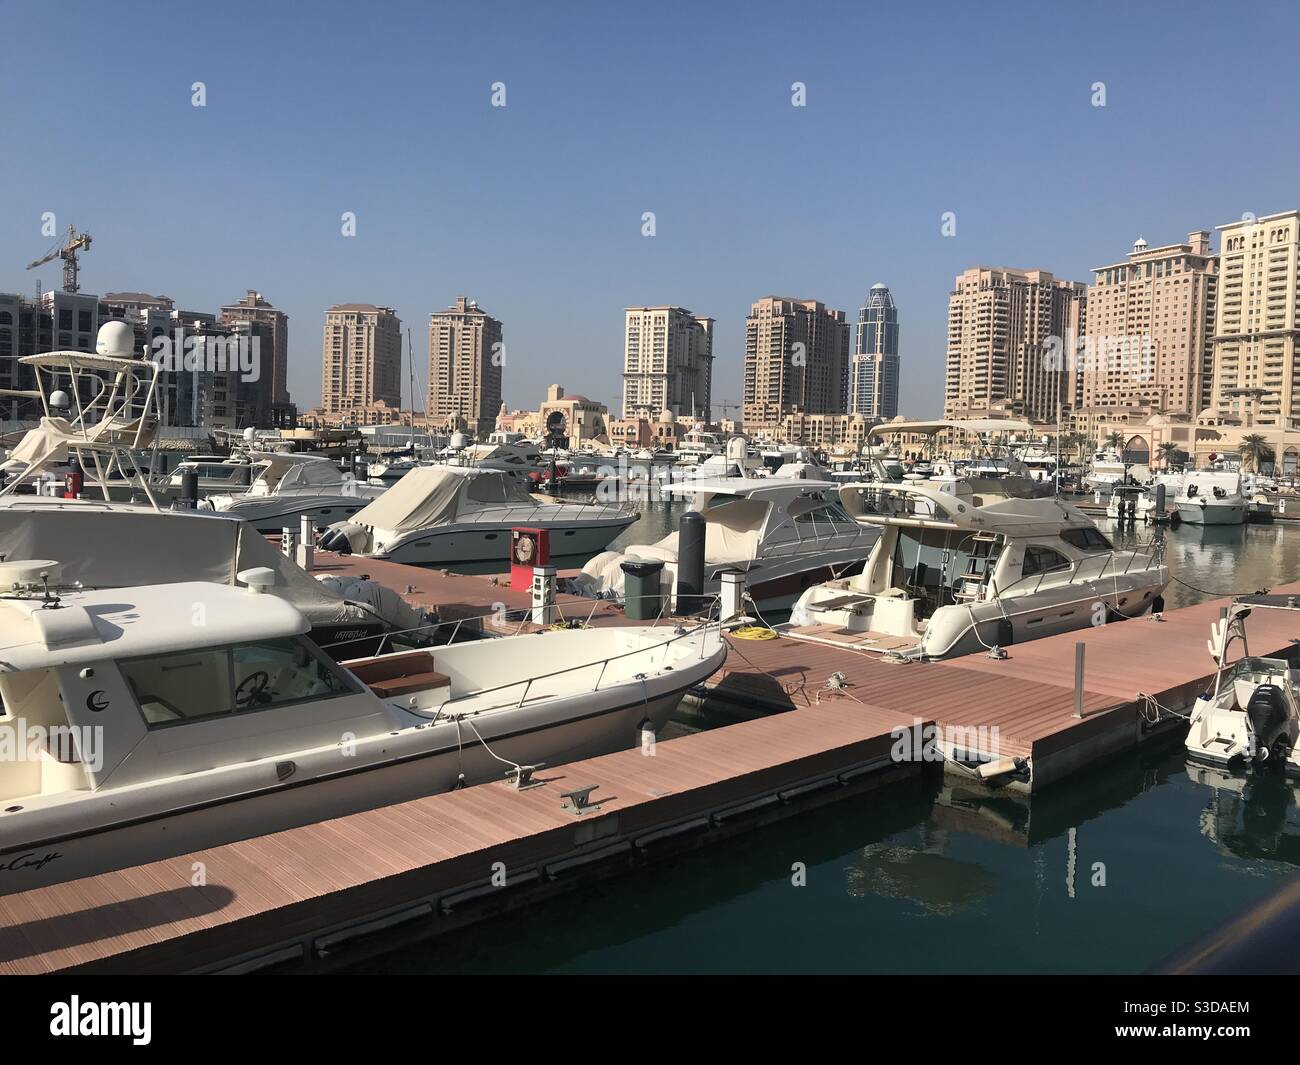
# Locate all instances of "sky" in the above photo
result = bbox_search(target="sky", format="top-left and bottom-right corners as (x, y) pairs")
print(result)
(2, 0), (1299, 419)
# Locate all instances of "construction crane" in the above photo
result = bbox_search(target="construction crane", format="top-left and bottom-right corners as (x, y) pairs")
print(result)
(26, 224), (92, 293)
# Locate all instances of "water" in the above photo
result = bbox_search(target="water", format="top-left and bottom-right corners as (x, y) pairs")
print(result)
(343, 509), (1300, 974)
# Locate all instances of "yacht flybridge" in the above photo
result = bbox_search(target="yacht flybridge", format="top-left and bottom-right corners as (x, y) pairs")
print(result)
(319, 465), (637, 564)
(572, 477), (881, 612)
(0, 568), (726, 894)
(784, 481), (1170, 659)
(205, 452), (384, 533)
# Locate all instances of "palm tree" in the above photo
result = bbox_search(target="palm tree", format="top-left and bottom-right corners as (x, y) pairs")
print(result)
(1239, 434), (1275, 473)
(1105, 430), (1124, 453)
(1158, 440), (1180, 469)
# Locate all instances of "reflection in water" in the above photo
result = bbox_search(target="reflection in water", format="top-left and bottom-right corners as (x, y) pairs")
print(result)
(847, 833), (997, 915)
(1188, 762), (1300, 866)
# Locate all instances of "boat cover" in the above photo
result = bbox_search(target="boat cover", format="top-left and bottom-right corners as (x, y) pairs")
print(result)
(349, 466), (531, 532)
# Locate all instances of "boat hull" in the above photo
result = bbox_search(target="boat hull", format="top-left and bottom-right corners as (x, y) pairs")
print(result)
(1175, 501), (1245, 525)
(0, 644), (721, 896)
(376, 517), (636, 566)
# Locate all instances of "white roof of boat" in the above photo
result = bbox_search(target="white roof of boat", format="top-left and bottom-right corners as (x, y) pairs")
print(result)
(348, 464), (533, 531)
(0, 581), (308, 672)
(19, 351), (153, 374)
(660, 477), (836, 497)
(838, 481), (1092, 534)
(871, 418), (1033, 437)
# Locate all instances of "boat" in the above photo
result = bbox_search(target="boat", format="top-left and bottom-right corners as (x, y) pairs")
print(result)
(784, 481), (1170, 659)
(1186, 597), (1300, 773)
(318, 465), (637, 564)
(572, 477), (880, 613)
(204, 452), (384, 533)
(167, 454), (258, 497)
(1084, 449), (1128, 495)
(0, 331), (428, 652)
(0, 568), (725, 894)
(1175, 470), (1247, 525)
(1106, 481), (1157, 523)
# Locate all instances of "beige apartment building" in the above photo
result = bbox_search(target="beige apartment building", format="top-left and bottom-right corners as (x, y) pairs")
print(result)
(1080, 233), (1217, 418)
(621, 306), (714, 420)
(944, 267), (1086, 424)
(221, 290), (290, 407)
(320, 303), (402, 415)
(428, 296), (502, 437)
(1205, 212), (1300, 433)
(742, 296), (850, 434)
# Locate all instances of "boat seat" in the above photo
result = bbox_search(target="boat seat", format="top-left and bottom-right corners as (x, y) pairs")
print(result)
(807, 592), (875, 612)
(344, 650), (451, 699)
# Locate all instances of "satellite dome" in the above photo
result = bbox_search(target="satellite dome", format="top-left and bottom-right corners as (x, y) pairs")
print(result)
(96, 320), (135, 358)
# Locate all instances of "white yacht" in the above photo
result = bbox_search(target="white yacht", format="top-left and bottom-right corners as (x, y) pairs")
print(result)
(573, 477), (880, 613)
(205, 452), (383, 533)
(0, 569), (725, 894)
(319, 465), (637, 564)
(785, 481), (1170, 659)
(1175, 470), (1247, 525)
(1085, 450), (1128, 495)
(1186, 598), (1300, 773)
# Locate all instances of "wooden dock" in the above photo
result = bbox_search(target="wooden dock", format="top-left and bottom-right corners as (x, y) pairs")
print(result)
(4, 551), (1298, 975)
(0, 700), (925, 975)
(704, 580), (1300, 790)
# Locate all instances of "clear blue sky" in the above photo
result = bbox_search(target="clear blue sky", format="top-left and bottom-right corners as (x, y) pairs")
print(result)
(2, 0), (1298, 417)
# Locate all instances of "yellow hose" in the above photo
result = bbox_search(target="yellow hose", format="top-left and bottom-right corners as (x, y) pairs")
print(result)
(731, 625), (778, 641)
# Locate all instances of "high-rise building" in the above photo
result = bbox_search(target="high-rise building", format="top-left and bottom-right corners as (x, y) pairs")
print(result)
(321, 304), (402, 415)
(1081, 233), (1217, 417)
(1207, 212), (1300, 431)
(221, 290), (290, 408)
(427, 296), (503, 436)
(742, 296), (850, 434)
(944, 267), (1086, 423)
(850, 283), (900, 419)
(621, 306), (714, 420)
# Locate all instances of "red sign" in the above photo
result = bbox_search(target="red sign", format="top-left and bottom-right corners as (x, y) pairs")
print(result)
(510, 527), (550, 592)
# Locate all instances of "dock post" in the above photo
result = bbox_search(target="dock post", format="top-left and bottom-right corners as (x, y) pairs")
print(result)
(297, 513), (315, 571)
(1073, 642), (1085, 718)
(531, 564), (559, 626)
(676, 510), (705, 616)
(719, 569), (745, 622)
(179, 468), (198, 510)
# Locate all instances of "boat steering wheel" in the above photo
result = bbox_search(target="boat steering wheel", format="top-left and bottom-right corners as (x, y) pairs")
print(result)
(235, 670), (272, 708)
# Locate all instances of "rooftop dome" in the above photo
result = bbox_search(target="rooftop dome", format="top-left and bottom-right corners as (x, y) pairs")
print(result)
(658, 409), (676, 423)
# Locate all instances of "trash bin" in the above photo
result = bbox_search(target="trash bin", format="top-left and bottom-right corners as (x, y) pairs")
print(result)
(621, 558), (665, 621)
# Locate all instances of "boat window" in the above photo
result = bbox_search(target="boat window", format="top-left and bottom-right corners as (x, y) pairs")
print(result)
(890, 528), (977, 616)
(791, 500), (858, 529)
(120, 648), (235, 726)
(1021, 546), (1073, 577)
(1059, 527), (1113, 552)
(230, 638), (356, 711)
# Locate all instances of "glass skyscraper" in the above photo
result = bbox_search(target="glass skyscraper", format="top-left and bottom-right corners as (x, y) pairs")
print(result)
(850, 283), (900, 419)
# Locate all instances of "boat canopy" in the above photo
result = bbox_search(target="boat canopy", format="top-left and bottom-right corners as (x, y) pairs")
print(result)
(349, 466), (534, 532)
(870, 418), (1034, 437)
(252, 453), (346, 491)
(839, 481), (1094, 537)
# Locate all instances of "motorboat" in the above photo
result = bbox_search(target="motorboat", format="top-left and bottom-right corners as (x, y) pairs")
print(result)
(0, 569), (726, 894)
(167, 454), (259, 497)
(784, 481), (1170, 659)
(1106, 481), (1157, 523)
(572, 477), (881, 613)
(1186, 597), (1300, 773)
(1175, 470), (1246, 525)
(205, 452), (384, 533)
(1084, 450), (1128, 495)
(319, 465), (637, 565)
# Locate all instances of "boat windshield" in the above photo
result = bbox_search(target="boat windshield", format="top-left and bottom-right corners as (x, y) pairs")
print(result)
(890, 527), (996, 618)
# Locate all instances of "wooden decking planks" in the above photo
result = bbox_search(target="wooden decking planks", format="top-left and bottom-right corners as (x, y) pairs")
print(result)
(0, 699), (919, 975)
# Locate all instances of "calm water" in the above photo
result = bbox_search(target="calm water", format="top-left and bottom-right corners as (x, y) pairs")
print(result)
(344, 505), (1300, 974)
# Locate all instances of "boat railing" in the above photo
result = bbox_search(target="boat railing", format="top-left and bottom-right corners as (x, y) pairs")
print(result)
(330, 604), (722, 716)
(322, 589), (720, 659)
(989, 545), (1164, 600)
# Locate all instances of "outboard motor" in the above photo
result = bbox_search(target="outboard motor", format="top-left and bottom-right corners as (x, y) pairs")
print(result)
(1246, 684), (1289, 764)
